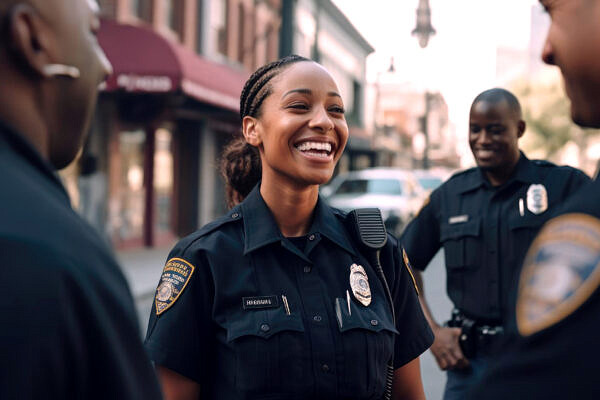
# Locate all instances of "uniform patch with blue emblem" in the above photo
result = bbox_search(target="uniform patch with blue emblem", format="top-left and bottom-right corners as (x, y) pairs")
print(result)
(517, 214), (600, 336)
(155, 258), (195, 315)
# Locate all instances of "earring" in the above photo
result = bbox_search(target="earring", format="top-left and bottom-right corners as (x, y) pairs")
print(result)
(41, 64), (80, 79)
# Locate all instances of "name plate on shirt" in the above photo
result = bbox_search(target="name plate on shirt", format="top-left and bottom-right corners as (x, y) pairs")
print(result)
(449, 214), (469, 224)
(242, 296), (280, 310)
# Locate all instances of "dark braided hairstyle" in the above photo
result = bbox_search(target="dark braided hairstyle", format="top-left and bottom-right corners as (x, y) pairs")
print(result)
(220, 55), (311, 208)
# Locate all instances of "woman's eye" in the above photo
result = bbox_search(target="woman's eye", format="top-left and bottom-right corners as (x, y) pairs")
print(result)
(329, 106), (345, 114)
(287, 103), (309, 110)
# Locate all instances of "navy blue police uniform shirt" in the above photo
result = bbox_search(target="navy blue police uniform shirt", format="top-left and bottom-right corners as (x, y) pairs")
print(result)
(401, 152), (590, 323)
(0, 121), (162, 399)
(145, 184), (433, 399)
(468, 176), (600, 399)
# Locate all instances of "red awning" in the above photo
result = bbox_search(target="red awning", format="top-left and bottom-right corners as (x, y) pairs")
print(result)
(98, 19), (248, 112)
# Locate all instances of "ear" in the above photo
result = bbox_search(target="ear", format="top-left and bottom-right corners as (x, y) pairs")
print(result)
(242, 116), (262, 147)
(7, 4), (54, 78)
(517, 120), (526, 138)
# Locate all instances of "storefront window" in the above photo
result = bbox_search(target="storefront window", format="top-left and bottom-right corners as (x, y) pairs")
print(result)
(154, 128), (174, 241)
(110, 129), (146, 247)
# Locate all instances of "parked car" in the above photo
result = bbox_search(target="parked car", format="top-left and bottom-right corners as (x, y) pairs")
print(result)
(321, 168), (425, 235)
(412, 168), (451, 195)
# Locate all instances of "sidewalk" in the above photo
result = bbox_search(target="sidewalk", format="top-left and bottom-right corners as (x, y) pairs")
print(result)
(116, 246), (172, 300)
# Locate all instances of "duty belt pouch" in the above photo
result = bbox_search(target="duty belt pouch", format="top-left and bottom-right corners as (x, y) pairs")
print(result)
(459, 319), (477, 359)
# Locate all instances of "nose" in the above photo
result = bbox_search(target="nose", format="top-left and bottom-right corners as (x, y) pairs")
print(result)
(308, 106), (334, 133)
(476, 130), (493, 145)
(541, 36), (555, 66)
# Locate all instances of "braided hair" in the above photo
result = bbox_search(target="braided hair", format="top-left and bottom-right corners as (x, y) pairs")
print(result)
(220, 55), (311, 208)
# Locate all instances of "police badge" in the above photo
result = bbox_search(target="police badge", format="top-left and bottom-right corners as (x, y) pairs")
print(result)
(349, 263), (371, 306)
(526, 184), (548, 215)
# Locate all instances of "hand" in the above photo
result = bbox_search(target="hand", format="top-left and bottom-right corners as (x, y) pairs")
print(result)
(430, 326), (469, 370)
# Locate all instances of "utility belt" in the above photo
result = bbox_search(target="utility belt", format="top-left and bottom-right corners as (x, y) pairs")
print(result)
(445, 309), (504, 359)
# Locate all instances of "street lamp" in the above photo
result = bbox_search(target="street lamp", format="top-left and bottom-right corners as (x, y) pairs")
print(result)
(412, 0), (436, 48)
(412, 0), (435, 169)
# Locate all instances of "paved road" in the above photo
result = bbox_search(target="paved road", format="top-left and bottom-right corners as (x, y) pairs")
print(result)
(122, 247), (451, 399)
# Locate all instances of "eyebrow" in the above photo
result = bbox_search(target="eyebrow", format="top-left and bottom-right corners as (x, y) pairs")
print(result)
(282, 88), (342, 99)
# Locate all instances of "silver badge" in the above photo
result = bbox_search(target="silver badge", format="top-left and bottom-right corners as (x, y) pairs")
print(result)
(526, 184), (548, 215)
(349, 263), (371, 306)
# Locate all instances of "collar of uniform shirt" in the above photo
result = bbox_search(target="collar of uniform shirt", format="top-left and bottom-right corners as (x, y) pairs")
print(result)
(460, 151), (536, 194)
(241, 184), (356, 257)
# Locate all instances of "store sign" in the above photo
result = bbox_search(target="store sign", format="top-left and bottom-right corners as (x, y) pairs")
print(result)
(116, 74), (174, 92)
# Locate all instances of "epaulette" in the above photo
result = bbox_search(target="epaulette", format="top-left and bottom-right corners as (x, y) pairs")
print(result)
(531, 159), (556, 167)
(194, 207), (243, 239)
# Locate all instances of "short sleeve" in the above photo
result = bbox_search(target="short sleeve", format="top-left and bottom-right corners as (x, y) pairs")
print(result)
(400, 189), (442, 271)
(144, 243), (215, 383)
(391, 244), (434, 368)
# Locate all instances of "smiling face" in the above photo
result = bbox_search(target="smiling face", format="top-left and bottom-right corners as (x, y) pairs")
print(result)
(469, 99), (524, 184)
(243, 61), (349, 188)
(540, 0), (600, 128)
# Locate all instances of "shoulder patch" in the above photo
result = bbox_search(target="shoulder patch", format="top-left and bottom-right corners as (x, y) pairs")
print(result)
(155, 258), (196, 315)
(517, 213), (600, 336)
(402, 248), (420, 296)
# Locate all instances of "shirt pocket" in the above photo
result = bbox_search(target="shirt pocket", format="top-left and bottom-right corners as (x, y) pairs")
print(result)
(440, 218), (482, 270)
(508, 215), (545, 261)
(226, 307), (307, 395)
(335, 297), (399, 398)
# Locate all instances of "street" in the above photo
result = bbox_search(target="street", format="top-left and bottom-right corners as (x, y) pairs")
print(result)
(121, 247), (450, 399)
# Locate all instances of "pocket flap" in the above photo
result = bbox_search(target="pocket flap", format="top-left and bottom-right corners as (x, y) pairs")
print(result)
(227, 310), (305, 342)
(508, 215), (545, 230)
(336, 297), (398, 334)
(440, 218), (481, 241)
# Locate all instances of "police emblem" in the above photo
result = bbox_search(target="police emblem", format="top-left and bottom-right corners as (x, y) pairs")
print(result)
(155, 258), (195, 315)
(349, 263), (371, 306)
(517, 214), (600, 336)
(526, 184), (548, 215)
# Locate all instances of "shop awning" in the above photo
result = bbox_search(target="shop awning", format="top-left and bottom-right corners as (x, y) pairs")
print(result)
(98, 19), (248, 112)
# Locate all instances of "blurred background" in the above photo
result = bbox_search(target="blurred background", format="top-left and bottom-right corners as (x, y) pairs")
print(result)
(57, 1), (599, 398)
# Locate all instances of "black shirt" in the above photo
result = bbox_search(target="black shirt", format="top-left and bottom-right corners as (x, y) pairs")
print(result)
(145, 185), (433, 400)
(401, 153), (590, 322)
(469, 177), (600, 399)
(0, 121), (162, 400)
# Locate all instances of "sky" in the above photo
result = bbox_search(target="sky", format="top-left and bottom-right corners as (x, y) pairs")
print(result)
(331, 0), (546, 164)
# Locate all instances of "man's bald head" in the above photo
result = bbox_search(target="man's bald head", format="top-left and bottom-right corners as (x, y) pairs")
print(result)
(471, 88), (522, 120)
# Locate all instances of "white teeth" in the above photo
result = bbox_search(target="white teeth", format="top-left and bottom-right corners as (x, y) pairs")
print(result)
(296, 141), (332, 153)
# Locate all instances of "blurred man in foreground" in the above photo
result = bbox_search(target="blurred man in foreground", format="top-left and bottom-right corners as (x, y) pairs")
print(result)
(469, 0), (600, 398)
(0, 1), (161, 398)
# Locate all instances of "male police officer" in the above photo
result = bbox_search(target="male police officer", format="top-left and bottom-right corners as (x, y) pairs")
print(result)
(469, 1), (600, 398)
(400, 87), (590, 399)
(0, 1), (161, 398)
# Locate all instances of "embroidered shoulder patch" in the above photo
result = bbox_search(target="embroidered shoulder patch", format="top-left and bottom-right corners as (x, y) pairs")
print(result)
(155, 258), (195, 315)
(517, 213), (600, 336)
(402, 248), (420, 296)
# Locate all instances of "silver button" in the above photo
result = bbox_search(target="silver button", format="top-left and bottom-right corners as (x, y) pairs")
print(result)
(313, 315), (322, 322)
(303, 266), (311, 273)
(370, 319), (378, 326)
(231, 212), (239, 219)
(321, 364), (330, 372)
(260, 324), (270, 332)
(308, 234), (316, 241)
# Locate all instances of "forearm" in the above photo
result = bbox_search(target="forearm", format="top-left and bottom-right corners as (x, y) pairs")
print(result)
(392, 357), (426, 400)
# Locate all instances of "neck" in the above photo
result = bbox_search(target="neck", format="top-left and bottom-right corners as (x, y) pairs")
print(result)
(0, 69), (49, 160)
(484, 155), (521, 187)
(260, 173), (319, 237)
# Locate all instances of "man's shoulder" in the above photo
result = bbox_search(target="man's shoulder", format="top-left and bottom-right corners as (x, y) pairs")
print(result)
(435, 167), (479, 192)
(529, 158), (588, 178)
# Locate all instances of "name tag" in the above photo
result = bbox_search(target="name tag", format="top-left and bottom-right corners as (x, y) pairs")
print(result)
(242, 296), (279, 310)
(449, 214), (469, 224)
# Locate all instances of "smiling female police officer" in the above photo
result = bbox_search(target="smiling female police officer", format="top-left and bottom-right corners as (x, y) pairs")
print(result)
(144, 55), (433, 400)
